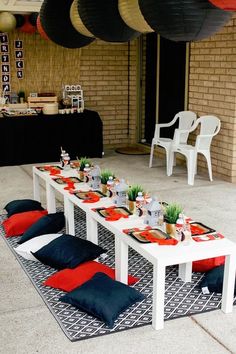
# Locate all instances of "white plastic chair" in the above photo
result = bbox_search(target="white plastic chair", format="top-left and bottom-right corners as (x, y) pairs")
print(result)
(167, 115), (221, 185)
(149, 111), (197, 173)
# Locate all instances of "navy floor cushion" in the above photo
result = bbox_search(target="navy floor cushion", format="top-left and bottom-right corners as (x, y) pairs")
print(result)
(59, 272), (145, 328)
(18, 212), (65, 244)
(32, 234), (106, 269)
(200, 265), (236, 294)
(5, 199), (44, 217)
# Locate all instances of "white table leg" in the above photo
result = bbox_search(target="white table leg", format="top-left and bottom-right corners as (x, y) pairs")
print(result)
(86, 214), (98, 244)
(46, 181), (56, 213)
(115, 237), (128, 284)
(33, 172), (41, 202)
(152, 261), (166, 330)
(64, 196), (75, 235)
(221, 253), (236, 313)
(178, 262), (192, 282)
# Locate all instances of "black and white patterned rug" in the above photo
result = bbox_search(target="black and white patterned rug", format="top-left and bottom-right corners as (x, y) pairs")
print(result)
(1, 209), (235, 342)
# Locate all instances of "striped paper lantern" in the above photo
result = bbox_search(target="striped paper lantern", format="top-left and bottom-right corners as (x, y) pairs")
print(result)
(208, 0), (236, 10)
(118, 0), (153, 33)
(0, 12), (16, 32)
(40, 0), (95, 48)
(70, 0), (94, 38)
(78, 0), (140, 42)
(138, 0), (233, 42)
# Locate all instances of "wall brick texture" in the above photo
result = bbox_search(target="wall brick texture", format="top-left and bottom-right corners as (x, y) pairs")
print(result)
(188, 14), (236, 183)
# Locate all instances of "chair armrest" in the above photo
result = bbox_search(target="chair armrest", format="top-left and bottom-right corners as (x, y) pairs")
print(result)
(172, 129), (190, 146)
(153, 115), (179, 139)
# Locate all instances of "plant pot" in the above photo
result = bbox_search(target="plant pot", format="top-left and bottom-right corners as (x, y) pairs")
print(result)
(165, 223), (176, 238)
(79, 171), (84, 180)
(101, 184), (107, 195)
(128, 200), (136, 214)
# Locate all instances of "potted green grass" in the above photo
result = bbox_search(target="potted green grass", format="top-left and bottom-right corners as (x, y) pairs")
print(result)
(127, 184), (144, 213)
(18, 90), (25, 103)
(100, 169), (115, 194)
(77, 157), (91, 180)
(164, 203), (183, 237)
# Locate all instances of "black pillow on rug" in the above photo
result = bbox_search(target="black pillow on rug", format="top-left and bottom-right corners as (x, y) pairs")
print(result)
(200, 265), (236, 294)
(4, 199), (44, 217)
(59, 272), (145, 328)
(32, 234), (106, 270)
(18, 212), (65, 244)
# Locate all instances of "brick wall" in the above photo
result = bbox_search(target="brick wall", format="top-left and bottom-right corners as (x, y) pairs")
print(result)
(79, 40), (138, 147)
(4, 32), (138, 149)
(188, 14), (236, 182)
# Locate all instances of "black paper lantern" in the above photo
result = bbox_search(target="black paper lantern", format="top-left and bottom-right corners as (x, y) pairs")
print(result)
(29, 12), (39, 26)
(15, 14), (25, 28)
(78, 0), (140, 42)
(139, 0), (233, 42)
(40, 0), (95, 48)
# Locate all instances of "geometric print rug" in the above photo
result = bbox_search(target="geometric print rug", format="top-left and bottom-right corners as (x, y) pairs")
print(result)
(1, 208), (235, 342)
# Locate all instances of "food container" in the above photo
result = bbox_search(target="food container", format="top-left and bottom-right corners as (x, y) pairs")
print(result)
(43, 103), (58, 115)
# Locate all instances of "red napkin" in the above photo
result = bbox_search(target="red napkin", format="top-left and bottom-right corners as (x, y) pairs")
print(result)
(140, 231), (178, 246)
(104, 207), (129, 221)
(190, 224), (206, 235)
(82, 192), (100, 203)
(64, 182), (75, 190)
(49, 167), (61, 176)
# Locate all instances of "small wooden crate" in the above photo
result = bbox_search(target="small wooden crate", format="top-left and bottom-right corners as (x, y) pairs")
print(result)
(27, 96), (58, 108)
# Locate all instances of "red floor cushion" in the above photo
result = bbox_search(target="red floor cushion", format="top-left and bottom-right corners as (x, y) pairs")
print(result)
(43, 260), (139, 291)
(2, 210), (48, 237)
(192, 256), (225, 273)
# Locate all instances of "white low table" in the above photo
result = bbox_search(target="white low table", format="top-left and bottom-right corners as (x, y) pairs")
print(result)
(32, 165), (236, 330)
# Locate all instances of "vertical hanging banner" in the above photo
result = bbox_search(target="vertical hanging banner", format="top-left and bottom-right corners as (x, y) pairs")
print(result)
(0, 33), (10, 101)
(14, 40), (24, 79)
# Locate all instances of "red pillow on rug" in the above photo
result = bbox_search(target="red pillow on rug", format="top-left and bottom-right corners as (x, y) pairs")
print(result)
(2, 210), (48, 237)
(192, 256), (225, 273)
(43, 260), (139, 291)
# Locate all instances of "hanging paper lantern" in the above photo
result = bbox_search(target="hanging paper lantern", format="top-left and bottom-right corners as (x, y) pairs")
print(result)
(118, 0), (153, 33)
(15, 14), (25, 28)
(70, 0), (94, 38)
(0, 12), (16, 32)
(208, 0), (236, 10)
(77, 0), (141, 42)
(40, 0), (95, 48)
(138, 0), (233, 42)
(29, 13), (39, 26)
(19, 15), (37, 33)
(36, 15), (49, 40)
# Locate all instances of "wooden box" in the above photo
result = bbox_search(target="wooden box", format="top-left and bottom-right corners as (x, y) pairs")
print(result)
(27, 96), (58, 108)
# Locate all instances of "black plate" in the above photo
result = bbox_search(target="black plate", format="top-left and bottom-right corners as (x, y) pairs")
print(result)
(74, 190), (106, 200)
(53, 177), (82, 184)
(128, 228), (170, 243)
(95, 206), (132, 218)
(36, 165), (63, 172)
(190, 222), (215, 236)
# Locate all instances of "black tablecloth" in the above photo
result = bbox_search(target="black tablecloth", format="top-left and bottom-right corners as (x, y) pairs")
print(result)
(0, 110), (103, 166)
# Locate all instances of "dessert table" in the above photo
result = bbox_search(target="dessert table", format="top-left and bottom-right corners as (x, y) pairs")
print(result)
(32, 165), (236, 331)
(0, 109), (103, 166)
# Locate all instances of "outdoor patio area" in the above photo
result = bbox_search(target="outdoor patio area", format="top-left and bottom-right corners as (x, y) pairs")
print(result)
(0, 150), (235, 354)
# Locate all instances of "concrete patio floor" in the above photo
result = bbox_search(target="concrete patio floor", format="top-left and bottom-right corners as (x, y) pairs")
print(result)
(0, 150), (235, 354)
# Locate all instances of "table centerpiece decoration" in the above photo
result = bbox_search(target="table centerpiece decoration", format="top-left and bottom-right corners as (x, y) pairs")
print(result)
(164, 203), (183, 238)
